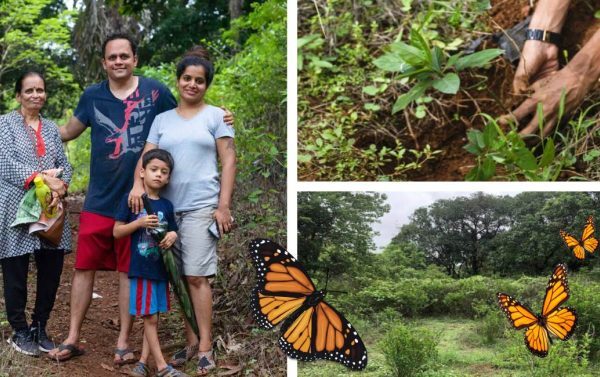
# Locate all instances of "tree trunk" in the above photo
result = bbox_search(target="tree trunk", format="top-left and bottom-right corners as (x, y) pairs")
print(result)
(229, 0), (244, 20)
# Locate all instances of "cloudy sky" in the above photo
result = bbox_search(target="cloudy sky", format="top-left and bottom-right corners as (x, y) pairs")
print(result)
(371, 191), (521, 250)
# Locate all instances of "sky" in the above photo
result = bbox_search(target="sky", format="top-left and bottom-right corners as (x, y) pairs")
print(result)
(371, 191), (521, 251)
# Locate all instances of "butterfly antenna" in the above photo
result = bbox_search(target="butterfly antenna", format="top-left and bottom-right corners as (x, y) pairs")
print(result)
(328, 290), (348, 294)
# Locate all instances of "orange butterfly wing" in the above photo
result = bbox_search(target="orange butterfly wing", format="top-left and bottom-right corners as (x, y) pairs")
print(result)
(497, 264), (578, 358)
(249, 239), (315, 329)
(560, 216), (598, 259)
(581, 216), (598, 254)
(249, 239), (368, 370)
(279, 301), (368, 370)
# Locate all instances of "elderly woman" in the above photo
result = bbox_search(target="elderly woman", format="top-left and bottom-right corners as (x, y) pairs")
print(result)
(130, 47), (236, 375)
(0, 71), (72, 357)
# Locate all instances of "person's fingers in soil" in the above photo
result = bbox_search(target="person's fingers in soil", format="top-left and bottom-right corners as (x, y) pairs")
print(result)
(510, 97), (539, 126)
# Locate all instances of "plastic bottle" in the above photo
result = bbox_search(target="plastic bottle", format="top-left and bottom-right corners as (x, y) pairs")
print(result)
(34, 176), (57, 218)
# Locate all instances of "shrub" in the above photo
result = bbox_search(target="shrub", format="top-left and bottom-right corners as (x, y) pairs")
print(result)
(380, 322), (438, 377)
(473, 302), (505, 345)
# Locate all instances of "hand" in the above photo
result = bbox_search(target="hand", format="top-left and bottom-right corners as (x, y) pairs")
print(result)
(213, 206), (233, 235)
(137, 214), (159, 229)
(47, 191), (60, 210)
(513, 41), (559, 94)
(42, 174), (66, 198)
(501, 63), (592, 137)
(159, 231), (177, 249)
(128, 183), (145, 214)
(221, 107), (234, 127)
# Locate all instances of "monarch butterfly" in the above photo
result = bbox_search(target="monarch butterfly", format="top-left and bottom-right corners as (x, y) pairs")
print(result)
(248, 239), (367, 370)
(497, 264), (577, 357)
(560, 216), (598, 260)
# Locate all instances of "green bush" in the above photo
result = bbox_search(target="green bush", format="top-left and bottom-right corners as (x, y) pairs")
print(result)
(473, 303), (505, 345)
(380, 322), (438, 377)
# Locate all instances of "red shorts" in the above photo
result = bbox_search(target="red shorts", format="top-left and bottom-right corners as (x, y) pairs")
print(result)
(74, 211), (130, 272)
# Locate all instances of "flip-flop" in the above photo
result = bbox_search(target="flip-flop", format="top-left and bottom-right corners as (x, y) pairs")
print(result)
(114, 348), (137, 366)
(47, 343), (85, 362)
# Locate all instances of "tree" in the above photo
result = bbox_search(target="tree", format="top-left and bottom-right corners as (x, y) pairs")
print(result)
(393, 192), (511, 276)
(0, 0), (79, 119)
(297, 192), (390, 277)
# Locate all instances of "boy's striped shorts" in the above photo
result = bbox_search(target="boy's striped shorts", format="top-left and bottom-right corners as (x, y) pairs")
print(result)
(129, 278), (170, 316)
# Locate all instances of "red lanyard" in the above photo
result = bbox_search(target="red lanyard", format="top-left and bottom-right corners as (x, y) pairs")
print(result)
(21, 111), (45, 171)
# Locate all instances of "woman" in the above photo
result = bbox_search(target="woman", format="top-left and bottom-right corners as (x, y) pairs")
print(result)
(0, 71), (72, 356)
(129, 48), (236, 375)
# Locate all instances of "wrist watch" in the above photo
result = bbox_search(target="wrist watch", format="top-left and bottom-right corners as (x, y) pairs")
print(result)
(525, 29), (561, 45)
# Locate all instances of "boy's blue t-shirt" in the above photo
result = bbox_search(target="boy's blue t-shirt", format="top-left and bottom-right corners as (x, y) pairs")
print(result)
(74, 77), (177, 218)
(115, 194), (178, 281)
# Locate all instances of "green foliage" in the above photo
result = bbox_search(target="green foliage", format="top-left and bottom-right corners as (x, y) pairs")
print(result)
(380, 322), (439, 377)
(0, 0), (79, 119)
(373, 29), (502, 112)
(464, 114), (575, 181)
(473, 303), (506, 345)
(297, 192), (390, 276)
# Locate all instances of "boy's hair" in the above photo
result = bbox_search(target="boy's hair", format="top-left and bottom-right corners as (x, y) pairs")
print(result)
(142, 149), (174, 172)
(102, 32), (138, 57)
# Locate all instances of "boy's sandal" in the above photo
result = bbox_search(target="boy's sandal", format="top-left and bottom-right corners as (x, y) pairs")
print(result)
(169, 343), (198, 367)
(114, 348), (137, 365)
(156, 364), (189, 377)
(127, 362), (150, 377)
(46, 343), (85, 362)
(197, 350), (216, 376)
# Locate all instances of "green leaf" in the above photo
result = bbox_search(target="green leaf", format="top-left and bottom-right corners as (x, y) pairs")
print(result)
(364, 103), (381, 111)
(297, 154), (312, 163)
(584, 149), (600, 162)
(389, 41), (427, 67)
(432, 73), (460, 94)
(392, 82), (429, 113)
(454, 48), (504, 71)
(538, 138), (555, 168)
(373, 52), (407, 72)
(362, 85), (379, 95)
(514, 148), (538, 171)
(481, 157), (496, 180)
(410, 29), (432, 64)
(415, 105), (427, 119)
(595, 10), (600, 18)
(431, 46), (445, 73)
(482, 122), (497, 146)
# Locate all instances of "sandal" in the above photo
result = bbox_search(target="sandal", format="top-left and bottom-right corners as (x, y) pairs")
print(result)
(156, 364), (189, 377)
(46, 343), (85, 362)
(197, 350), (216, 375)
(127, 361), (150, 377)
(169, 343), (198, 367)
(114, 348), (137, 366)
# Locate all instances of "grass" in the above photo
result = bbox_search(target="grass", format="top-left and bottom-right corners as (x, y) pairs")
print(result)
(299, 317), (600, 377)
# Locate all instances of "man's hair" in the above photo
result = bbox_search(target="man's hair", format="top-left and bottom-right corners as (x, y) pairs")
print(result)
(142, 149), (174, 172)
(102, 33), (138, 57)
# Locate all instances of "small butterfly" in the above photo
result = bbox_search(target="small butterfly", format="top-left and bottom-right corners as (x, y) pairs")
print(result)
(497, 264), (577, 357)
(248, 239), (367, 370)
(560, 216), (598, 260)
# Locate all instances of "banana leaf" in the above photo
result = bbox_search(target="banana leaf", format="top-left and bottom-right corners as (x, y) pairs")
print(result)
(142, 195), (198, 334)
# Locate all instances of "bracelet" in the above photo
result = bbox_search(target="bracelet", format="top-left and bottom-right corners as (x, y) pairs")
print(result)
(525, 29), (561, 45)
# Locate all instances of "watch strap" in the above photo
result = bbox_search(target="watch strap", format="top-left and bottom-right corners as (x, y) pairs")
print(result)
(525, 29), (561, 45)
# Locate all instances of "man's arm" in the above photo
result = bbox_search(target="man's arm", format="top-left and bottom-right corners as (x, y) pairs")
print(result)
(60, 116), (87, 142)
(508, 28), (600, 136)
(512, 0), (571, 93)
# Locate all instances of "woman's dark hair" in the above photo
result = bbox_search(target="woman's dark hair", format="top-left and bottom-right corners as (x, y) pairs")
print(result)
(15, 71), (45, 95)
(102, 32), (138, 57)
(176, 45), (214, 87)
(142, 148), (174, 172)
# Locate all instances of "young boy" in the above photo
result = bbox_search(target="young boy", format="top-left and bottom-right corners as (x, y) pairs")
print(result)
(114, 149), (188, 377)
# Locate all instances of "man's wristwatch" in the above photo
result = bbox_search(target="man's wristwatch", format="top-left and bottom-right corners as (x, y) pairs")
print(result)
(525, 29), (561, 46)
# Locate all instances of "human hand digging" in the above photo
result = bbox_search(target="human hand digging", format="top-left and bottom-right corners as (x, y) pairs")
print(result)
(502, 29), (600, 138)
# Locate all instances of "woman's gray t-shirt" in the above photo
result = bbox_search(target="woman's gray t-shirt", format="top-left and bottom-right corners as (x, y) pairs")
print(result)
(146, 105), (234, 212)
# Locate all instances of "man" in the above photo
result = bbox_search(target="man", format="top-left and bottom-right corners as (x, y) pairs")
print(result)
(504, 0), (600, 137)
(49, 33), (232, 363)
